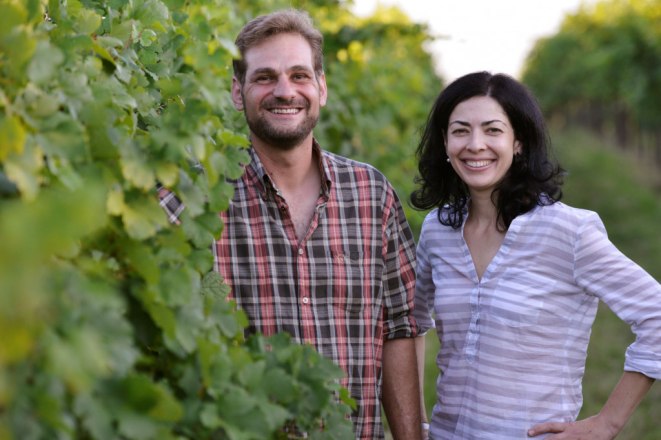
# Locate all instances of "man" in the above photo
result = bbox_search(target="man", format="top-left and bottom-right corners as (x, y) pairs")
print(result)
(163, 9), (421, 439)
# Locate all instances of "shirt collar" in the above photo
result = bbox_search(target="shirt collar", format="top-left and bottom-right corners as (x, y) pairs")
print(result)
(248, 139), (331, 200)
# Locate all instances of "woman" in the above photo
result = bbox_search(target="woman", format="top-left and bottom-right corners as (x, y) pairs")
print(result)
(411, 71), (660, 439)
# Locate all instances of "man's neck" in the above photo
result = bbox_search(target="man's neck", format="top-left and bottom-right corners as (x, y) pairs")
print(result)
(252, 137), (322, 242)
(252, 137), (318, 193)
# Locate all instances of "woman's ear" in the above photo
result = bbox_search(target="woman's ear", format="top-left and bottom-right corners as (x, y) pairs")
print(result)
(514, 140), (522, 155)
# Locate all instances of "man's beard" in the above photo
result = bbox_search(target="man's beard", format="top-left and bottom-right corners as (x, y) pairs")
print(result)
(244, 98), (319, 150)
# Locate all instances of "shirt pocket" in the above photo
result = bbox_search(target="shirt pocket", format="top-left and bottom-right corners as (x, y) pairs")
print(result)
(319, 246), (372, 316)
(488, 270), (557, 328)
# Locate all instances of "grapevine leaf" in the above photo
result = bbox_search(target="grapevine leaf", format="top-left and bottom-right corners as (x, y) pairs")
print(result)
(27, 41), (64, 85)
(0, 116), (26, 160)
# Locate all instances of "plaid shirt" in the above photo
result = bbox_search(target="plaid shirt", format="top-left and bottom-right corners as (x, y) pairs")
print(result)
(161, 142), (418, 439)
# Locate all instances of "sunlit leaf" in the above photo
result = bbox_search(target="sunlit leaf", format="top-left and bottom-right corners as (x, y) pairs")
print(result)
(155, 162), (178, 187)
(107, 186), (126, 216)
(0, 3), (27, 39)
(74, 8), (102, 34)
(1, 27), (37, 78)
(121, 155), (156, 190)
(0, 116), (26, 160)
(3, 142), (44, 200)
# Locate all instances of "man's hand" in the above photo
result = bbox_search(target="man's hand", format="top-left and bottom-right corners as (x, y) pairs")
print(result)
(528, 415), (617, 439)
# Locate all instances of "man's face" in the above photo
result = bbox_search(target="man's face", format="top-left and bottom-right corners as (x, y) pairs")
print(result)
(232, 33), (328, 150)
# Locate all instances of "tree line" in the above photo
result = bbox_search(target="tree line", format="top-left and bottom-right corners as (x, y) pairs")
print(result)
(522, 0), (661, 167)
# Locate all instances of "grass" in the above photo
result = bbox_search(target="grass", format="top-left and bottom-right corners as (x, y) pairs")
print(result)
(418, 127), (661, 439)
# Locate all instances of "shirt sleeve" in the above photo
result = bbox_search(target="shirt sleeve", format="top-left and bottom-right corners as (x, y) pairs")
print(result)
(157, 185), (184, 225)
(412, 217), (435, 335)
(573, 212), (661, 379)
(381, 186), (418, 340)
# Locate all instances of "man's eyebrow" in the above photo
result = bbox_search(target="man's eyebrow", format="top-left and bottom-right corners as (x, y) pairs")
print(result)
(289, 64), (314, 73)
(249, 67), (276, 76)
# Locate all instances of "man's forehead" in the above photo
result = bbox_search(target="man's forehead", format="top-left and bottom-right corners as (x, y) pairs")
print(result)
(244, 33), (315, 73)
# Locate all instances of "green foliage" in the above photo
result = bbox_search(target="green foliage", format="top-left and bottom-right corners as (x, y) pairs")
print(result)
(522, 0), (661, 130)
(553, 128), (661, 440)
(1, 0), (443, 437)
(0, 0), (352, 438)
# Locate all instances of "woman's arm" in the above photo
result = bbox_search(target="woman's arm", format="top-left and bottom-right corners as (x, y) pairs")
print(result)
(527, 371), (655, 439)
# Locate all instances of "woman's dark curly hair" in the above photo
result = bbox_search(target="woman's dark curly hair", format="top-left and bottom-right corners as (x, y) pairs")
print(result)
(410, 71), (564, 230)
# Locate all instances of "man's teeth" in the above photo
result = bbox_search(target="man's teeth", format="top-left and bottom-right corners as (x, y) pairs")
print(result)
(465, 160), (492, 167)
(271, 108), (299, 114)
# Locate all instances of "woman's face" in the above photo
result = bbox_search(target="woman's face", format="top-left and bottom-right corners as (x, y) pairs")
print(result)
(445, 96), (521, 197)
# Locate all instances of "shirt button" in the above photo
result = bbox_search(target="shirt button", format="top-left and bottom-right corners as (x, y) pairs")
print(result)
(302, 297), (310, 304)
(298, 248), (304, 255)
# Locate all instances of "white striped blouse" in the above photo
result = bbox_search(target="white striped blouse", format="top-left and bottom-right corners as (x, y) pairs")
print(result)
(414, 202), (661, 439)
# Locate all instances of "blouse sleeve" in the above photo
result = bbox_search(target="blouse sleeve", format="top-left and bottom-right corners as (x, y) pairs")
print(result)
(573, 212), (661, 379)
(412, 217), (436, 335)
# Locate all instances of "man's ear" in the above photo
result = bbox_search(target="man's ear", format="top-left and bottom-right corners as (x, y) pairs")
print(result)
(231, 77), (244, 111)
(317, 72), (328, 107)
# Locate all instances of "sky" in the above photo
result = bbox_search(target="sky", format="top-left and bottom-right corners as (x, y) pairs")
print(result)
(351, 0), (596, 82)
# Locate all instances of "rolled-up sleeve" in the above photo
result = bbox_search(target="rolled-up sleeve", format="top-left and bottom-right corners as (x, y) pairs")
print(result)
(381, 188), (418, 340)
(574, 212), (661, 379)
(412, 216), (435, 335)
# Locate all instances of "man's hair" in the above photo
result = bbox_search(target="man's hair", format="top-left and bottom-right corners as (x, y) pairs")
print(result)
(233, 9), (324, 84)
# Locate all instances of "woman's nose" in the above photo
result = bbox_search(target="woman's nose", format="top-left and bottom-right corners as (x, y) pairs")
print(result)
(466, 133), (486, 152)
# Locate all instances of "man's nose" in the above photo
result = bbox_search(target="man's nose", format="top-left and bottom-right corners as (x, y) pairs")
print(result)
(273, 77), (295, 100)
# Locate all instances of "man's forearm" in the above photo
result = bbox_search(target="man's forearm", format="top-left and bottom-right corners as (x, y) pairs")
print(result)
(382, 337), (423, 439)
